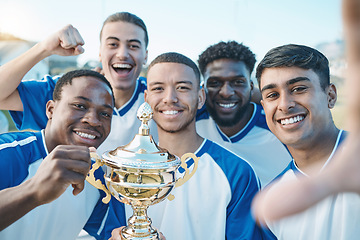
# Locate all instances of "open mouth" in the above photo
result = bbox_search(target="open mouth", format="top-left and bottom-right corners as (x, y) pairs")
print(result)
(279, 115), (305, 125)
(218, 102), (236, 108)
(75, 131), (97, 140)
(112, 63), (132, 74)
(162, 110), (180, 115)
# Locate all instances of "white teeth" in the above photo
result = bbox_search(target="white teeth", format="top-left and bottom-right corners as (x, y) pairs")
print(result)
(219, 103), (235, 108)
(76, 131), (96, 139)
(280, 115), (304, 125)
(163, 110), (178, 115)
(113, 63), (131, 69)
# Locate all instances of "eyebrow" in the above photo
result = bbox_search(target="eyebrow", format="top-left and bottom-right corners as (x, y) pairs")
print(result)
(105, 36), (142, 45)
(75, 96), (114, 110)
(148, 80), (194, 86)
(261, 77), (310, 92)
(207, 75), (246, 81)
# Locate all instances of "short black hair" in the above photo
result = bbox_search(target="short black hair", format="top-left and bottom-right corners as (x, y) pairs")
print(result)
(100, 12), (149, 48)
(148, 52), (201, 87)
(198, 41), (256, 75)
(256, 44), (330, 90)
(53, 69), (114, 102)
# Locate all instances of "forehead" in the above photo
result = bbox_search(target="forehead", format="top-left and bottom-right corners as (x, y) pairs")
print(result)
(61, 76), (113, 105)
(100, 21), (146, 44)
(260, 66), (321, 89)
(147, 62), (198, 85)
(205, 59), (249, 78)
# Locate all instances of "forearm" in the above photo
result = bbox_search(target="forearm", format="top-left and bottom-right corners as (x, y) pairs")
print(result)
(0, 42), (50, 111)
(0, 179), (41, 231)
(343, 0), (360, 131)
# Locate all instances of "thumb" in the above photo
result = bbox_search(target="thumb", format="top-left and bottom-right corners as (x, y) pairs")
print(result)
(74, 45), (85, 55)
(72, 183), (85, 196)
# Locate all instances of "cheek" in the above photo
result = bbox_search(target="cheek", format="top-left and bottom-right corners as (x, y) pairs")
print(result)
(145, 95), (159, 109)
(262, 102), (276, 119)
(205, 90), (216, 100)
(104, 120), (112, 133)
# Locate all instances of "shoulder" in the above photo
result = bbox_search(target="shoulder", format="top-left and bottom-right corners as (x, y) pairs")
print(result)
(252, 103), (269, 129)
(0, 131), (38, 146)
(267, 161), (296, 187)
(196, 104), (210, 121)
(138, 76), (147, 92)
(201, 139), (256, 175)
(0, 131), (44, 158)
(21, 74), (60, 86)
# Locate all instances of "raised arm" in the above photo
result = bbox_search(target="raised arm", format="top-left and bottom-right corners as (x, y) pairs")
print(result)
(0, 24), (84, 111)
(252, 0), (360, 223)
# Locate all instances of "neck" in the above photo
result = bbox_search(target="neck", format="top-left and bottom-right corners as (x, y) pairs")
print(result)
(43, 128), (55, 153)
(158, 125), (204, 158)
(113, 84), (136, 109)
(218, 103), (254, 137)
(289, 126), (340, 175)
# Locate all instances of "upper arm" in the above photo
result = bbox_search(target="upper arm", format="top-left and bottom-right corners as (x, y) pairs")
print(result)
(0, 90), (23, 112)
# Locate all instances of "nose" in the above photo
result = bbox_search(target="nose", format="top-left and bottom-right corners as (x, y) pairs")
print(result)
(116, 44), (129, 60)
(219, 82), (234, 98)
(162, 88), (178, 104)
(82, 109), (101, 127)
(277, 92), (295, 112)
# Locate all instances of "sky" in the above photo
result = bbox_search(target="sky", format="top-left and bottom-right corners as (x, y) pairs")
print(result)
(0, 0), (343, 66)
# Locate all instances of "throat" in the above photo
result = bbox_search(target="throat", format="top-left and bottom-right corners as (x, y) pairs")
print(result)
(113, 87), (136, 109)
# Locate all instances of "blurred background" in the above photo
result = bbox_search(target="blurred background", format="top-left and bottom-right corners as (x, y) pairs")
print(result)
(0, 0), (346, 132)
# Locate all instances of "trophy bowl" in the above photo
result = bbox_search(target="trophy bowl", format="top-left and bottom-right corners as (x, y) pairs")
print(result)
(86, 102), (198, 239)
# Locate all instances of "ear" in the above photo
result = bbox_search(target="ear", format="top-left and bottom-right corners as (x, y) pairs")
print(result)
(327, 83), (337, 109)
(197, 88), (206, 109)
(143, 50), (148, 65)
(144, 89), (148, 102)
(99, 49), (102, 63)
(46, 100), (55, 120)
(250, 79), (254, 91)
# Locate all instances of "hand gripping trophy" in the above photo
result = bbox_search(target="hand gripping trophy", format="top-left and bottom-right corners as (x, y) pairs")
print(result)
(86, 102), (199, 239)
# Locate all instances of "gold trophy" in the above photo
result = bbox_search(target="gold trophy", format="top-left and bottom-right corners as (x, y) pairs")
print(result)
(86, 102), (199, 239)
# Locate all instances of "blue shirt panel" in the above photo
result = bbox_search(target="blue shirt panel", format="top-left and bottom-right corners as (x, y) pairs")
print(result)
(272, 130), (348, 183)
(117, 76), (147, 117)
(0, 130), (126, 240)
(0, 131), (45, 188)
(10, 75), (147, 129)
(197, 139), (264, 239)
(10, 75), (58, 130)
(196, 103), (270, 143)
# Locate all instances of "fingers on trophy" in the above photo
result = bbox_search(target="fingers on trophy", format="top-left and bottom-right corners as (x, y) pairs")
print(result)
(86, 102), (199, 239)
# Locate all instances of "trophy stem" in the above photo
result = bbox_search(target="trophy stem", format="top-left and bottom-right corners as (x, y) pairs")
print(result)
(121, 205), (160, 239)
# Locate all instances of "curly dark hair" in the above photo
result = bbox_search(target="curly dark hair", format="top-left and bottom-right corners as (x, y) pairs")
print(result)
(53, 69), (114, 103)
(198, 41), (256, 76)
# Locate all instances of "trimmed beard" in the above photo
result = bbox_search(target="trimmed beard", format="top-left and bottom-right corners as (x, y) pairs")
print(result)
(205, 98), (252, 127)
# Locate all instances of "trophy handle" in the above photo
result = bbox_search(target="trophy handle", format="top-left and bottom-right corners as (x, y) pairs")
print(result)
(168, 152), (199, 201)
(86, 152), (112, 204)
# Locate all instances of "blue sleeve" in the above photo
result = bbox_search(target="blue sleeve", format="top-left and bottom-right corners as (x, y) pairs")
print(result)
(9, 75), (58, 130)
(225, 160), (264, 240)
(83, 165), (127, 240)
(0, 131), (45, 189)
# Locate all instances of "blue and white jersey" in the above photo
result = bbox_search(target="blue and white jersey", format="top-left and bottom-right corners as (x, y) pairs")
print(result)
(9, 75), (158, 155)
(268, 130), (360, 240)
(196, 102), (292, 187)
(0, 111), (9, 134)
(0, 130), (125, 240)
(124, 139), (263, 240)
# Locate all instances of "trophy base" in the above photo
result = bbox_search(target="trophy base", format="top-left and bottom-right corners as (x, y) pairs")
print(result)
(121, 226), (160, 240)
(120, 205), (162, 240)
